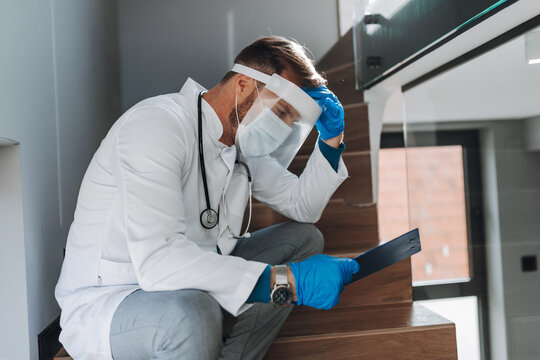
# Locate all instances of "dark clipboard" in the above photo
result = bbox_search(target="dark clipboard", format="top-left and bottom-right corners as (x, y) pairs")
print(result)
(351, 228), (421, 283)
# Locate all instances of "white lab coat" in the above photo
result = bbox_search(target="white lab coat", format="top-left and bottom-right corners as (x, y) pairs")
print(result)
(55, 78), (348, 359)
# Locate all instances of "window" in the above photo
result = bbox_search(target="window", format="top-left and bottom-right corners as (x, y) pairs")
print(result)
(378, 130), (489, 360)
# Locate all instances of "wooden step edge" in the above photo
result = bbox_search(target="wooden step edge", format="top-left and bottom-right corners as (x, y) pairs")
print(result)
(324, 61), (354, 75)
(272, 322), (456, 344)
(343, 102), (368, 110)
(54, 347), (72, 360)
(292, 300), (414, 315)
(326, 249), (383, 258)
(292, 150), (371, 162)
(276, 303), (453, 338)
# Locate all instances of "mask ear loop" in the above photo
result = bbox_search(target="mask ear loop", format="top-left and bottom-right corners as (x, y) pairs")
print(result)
(235, 81), (264, 126)
(255, 80), (264, 109)
(235, 94), (240, 126)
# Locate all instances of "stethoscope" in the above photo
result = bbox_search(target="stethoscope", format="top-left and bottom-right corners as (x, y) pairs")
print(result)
(198, 91), (252, 238)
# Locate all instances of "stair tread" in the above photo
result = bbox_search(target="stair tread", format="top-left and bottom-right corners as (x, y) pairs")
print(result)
(301, 257), (412, 307)
(297, 103), (370, 156)
(289, 152), (373, 205)
(317, 29), (354, 72)
(276, 303), (452, 340)
(248, 200), (379, 255)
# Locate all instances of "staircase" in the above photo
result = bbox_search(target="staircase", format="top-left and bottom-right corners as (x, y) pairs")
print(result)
(262, 30), (458, 359)
(54, 30), (457, 360)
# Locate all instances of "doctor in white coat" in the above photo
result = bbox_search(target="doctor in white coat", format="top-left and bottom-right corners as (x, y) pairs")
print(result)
(55, 36), (359, 360)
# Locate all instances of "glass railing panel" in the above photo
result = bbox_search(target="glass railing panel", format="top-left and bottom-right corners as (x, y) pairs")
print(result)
(352, 0), (518, 89)
(399, 23), (540, 360)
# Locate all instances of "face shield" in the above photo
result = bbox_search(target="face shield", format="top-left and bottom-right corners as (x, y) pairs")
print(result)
(232, 64), (321, 168)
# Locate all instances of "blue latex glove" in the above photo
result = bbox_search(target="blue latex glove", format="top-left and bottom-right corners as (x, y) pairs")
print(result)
(290, 254), (360, 310)
(303, 86), (345, 140)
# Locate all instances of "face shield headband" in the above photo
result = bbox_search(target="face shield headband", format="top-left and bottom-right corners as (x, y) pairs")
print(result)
(231, 63), (322, 168)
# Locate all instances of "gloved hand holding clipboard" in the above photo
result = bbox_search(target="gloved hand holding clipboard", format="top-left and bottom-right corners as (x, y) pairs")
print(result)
(350, 228), (421, 283)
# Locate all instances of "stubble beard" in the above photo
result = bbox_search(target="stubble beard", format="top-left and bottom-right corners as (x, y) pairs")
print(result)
(228, 90), (256, 145)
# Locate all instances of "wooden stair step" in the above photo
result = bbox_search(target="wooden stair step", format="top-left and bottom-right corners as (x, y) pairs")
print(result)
(324, 62), (363, 106)
(297, 103), (370, 156)
(285, 258), (412, 309)
(315, 29), (363, 106)
(249, 200), (379, 255)
(318, 200), (378, 254)
(341, 103), (370, 153)
(317, 29), (354, 73)
(288, 151), (373, 206)
(266, 303), (457, 359)
(313, 257), (412, 308)
(54, 347), (72, 359)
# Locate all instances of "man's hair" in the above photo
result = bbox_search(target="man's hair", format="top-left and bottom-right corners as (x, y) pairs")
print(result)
(221, 36), (327, 88)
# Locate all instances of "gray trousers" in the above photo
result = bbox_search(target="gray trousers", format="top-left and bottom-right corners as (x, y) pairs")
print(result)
(109, 221), (324, 360)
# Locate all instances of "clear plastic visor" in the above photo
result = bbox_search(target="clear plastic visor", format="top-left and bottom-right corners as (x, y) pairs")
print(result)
(241, 86), (301, 128)
(232, 65), (322, 167)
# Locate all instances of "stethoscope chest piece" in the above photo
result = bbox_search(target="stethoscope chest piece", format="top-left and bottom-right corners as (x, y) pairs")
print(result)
(200, 208), (219, 229)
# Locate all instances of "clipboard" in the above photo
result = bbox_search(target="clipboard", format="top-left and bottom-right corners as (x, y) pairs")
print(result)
(351, 228), (421, 283)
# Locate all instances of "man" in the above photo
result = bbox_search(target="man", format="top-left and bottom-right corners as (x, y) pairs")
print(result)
(55, 36), (359, 360)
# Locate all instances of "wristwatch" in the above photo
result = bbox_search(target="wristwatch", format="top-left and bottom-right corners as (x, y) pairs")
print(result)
(270, 264), (293, 306)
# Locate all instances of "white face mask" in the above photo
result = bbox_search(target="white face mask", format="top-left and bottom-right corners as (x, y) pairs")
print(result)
(235, 104), (293, 158)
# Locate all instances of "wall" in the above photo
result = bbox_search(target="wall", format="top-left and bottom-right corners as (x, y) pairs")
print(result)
(0, 1), (120, 358)
(525, 115), (540, 151)
(487, 120), (540, 359)
(0, 143), (29, 359)
(116, 0), (339, 111)
(480, 125), (508, 360)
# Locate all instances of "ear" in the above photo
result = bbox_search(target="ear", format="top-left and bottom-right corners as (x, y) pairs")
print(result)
(234, 74), (256, 101)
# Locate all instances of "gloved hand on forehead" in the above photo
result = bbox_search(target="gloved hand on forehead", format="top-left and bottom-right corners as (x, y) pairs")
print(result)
(303, 86), (345, 140)
(290, 254), (359, 310)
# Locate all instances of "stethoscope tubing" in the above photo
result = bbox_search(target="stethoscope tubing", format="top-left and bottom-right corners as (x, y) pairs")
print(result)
(198, 91), (219, 229)
(198, 91), (212, 212)
(198, 91), (252, 236)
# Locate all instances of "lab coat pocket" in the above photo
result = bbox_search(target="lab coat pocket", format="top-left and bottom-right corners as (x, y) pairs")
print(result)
(98, 258), (138, 286)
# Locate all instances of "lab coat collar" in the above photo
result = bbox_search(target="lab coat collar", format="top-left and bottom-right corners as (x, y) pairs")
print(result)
(179, 78), (237, 172)
(179, 78), (225, 147)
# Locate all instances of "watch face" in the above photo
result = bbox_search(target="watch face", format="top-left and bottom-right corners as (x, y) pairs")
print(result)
(271, 286), (292, 306)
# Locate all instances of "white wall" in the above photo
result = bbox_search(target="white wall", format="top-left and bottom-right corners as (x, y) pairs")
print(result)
(116, 0), (339, 111)
(487, 120), (540, 360)
(525, 115), (540, 151)
(480, 126), (508, 360)
(0, 143), (29, 360)
(0, 1), (120, 358)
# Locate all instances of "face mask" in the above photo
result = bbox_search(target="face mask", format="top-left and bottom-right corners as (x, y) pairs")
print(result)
(235, 106), (293, 158)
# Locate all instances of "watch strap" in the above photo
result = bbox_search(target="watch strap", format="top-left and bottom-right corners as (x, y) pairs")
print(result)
(274, 264), (288, 286)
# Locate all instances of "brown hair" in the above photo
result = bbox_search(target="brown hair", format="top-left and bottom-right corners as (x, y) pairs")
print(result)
(221, 36), (327, 88)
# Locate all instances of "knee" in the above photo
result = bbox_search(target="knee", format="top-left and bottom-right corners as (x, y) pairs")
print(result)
(161, 291), (223, 358)
(179, 290), (222, 336)
(188, 291), (222, 328)
(295, 222), (324, 257)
